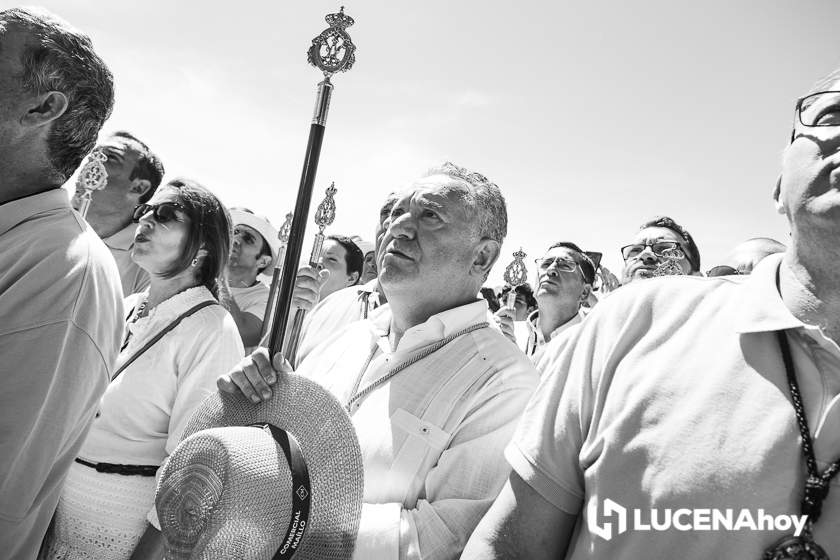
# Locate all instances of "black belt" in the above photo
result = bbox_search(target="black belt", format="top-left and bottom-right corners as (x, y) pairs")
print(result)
(74, 457), (158, 477)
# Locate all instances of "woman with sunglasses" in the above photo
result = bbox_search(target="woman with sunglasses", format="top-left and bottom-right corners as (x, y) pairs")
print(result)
(41, 179), (245, 559)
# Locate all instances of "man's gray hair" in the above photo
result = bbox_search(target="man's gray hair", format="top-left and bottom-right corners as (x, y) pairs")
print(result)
(806, 66), (840, 97)
(422, 162), (508, 244)
(0, 8), (114, 181)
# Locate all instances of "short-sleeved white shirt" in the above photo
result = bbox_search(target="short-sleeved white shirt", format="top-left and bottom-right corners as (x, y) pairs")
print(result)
(507, 254), (840, 558)
(229, 281), (270, 320)
(0, 189), (124, 559)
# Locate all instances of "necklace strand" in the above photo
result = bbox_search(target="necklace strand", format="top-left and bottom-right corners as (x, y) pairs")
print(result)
(345, 322), (489, 412)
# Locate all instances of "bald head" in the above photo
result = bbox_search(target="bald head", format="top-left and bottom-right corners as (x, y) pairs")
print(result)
(723, 237), (786, 274)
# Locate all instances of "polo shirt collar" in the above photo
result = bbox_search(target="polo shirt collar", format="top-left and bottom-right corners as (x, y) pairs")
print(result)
(734, 253), (804, 334)
(0, 189), (69, 237)
(103, 222), (137, 251)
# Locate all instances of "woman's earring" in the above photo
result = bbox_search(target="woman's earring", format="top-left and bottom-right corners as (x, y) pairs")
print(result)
(191, 258), (198, 267)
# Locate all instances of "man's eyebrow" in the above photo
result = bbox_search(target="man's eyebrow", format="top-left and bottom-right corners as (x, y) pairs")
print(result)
(101, 146), (124, 161)
(416, 197), (446, 211)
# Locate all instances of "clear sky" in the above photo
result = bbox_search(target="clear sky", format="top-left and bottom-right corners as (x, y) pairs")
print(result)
(41, 0), (840, 285)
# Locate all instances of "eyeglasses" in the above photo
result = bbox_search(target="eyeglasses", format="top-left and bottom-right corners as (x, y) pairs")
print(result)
(791, 91), (840, 141)
(620, 241), (684, 261)
(706, 265), (742, 277)
(535, 256), (581, 274)
(132, 202), (186, 224)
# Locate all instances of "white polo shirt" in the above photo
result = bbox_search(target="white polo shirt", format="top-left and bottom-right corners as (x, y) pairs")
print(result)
(506, 254), (840, 558)
(0, 189), (124, 559)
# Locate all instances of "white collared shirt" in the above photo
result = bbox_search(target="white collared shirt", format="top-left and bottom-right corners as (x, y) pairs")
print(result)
(521, 309), (584, 360)
(0, 189), (124, 559)
(294, 279), (383, 366)
(510, 254), (840, 557)
(298, 299), (539, 560)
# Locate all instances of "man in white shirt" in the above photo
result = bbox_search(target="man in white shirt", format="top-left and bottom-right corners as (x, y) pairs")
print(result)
(494, 242), (595, 361)
(294, 193), (398, 366)
(71, 130), (165, 297)
(224, 208), (280, 351)
(463, 67), (840, 559)
(221, 162), (539, 559)
(0, 8), (124, 558)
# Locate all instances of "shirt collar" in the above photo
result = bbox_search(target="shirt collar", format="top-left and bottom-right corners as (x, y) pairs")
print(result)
(103, 222), (137, 250)
(0, 189), (70, 237)
(527, 309), (583, 346)
(368, 299), (489, 353)
(734, 252), (805, 334)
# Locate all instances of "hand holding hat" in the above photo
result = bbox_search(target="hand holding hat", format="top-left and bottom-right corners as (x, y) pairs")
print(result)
(155, 364), (364, 559)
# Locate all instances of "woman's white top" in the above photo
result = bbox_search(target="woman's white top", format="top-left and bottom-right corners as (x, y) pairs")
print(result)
(80, 285), (245, 466)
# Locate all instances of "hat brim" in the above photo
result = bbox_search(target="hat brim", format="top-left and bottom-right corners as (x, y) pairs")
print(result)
(162, 373), (364, 559)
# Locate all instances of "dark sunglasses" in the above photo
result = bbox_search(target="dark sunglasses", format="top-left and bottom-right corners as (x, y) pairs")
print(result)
(132, 202), (185, 224)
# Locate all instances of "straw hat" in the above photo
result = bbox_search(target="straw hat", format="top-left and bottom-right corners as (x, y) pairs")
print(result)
(230, 209), (282, 269)
(155, 373), (364, 559)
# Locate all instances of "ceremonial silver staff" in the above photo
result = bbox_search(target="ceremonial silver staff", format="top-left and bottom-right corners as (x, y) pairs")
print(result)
(267, 7), (356, 358)
(652, 246), (686, 277)
(503, 248), (528, 311)
(260, 211), (293, 340)
(74, 149), (108, 218)
(284, 182), (337, 364)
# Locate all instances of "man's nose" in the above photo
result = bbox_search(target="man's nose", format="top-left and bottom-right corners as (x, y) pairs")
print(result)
(387, 211), (416, 238)
(638, 246), (659, 263)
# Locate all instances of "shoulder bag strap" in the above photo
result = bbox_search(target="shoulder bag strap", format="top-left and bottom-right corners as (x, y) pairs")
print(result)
(111, 300), (218, 382)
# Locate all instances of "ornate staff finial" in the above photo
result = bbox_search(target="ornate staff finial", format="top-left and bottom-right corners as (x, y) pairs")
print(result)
(652, 246), (686, 277)
(278, 212), (294, 249)
(313, 182), (338, 233)
(503, 248), (529, 311)
(307, 7), (356, 78)
(309, 182), (338, 267)
(74, 149), (108, 218)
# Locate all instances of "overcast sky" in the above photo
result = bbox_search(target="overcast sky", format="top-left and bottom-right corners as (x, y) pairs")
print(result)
(42, 0), (840, 284)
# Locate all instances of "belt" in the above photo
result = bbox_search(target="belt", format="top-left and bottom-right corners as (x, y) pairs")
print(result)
(74, 457), (158, 477)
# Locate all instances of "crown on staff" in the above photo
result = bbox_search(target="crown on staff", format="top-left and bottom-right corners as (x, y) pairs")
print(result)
(326, 6), (355, 29)
(308, 7), (356, 76)
(278, 212), (293, 246)
(314, 182), (338, 231)
(504, 247), (528, 286)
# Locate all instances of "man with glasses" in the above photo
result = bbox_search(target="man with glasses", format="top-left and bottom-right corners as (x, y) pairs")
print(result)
(464, 68), (840, 558)
(620, 215), (701, 283)
(495, 242), (595, 361)
(71, 131), (165, 297)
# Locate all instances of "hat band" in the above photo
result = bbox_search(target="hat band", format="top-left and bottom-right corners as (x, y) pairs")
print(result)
(249, 423), (311, 560)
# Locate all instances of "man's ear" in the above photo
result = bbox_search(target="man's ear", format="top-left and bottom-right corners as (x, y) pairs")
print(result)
(773, 175), (786, 215)
(129, 179), (153, 200)
(472, 239), (501, 278)
(256, 254), (272, 271)
(21, 91), (68, 128)
(346, 271), (360, 286)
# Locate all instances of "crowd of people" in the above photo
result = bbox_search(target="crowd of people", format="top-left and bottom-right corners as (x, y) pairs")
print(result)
(0, 6), (838, 560)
